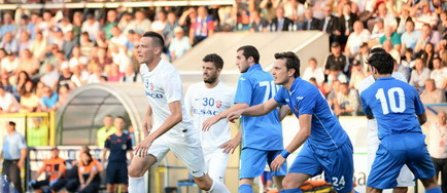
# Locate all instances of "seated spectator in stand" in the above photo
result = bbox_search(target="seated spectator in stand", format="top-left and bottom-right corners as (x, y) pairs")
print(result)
(249, 10), (269, 32)
(66, 151), (102, 193)
(1, 52), (19, 74)
(169, 27), (191, 60)
(300, 9), (320, 31)
(107, 64), (123, 82)
(30, 147), (66, 193)
(325, 42), (350, 77)
(302, 57), (324, 86)
(97, 115), (116, 148)
(379, 25), (401, 51)
(0, 83), (20, 113)
(269, 6), (293, 32)
(419, 43), (435, 70)
(420, 79), (446, 104)
(349, 60), (366, 90)
(27, 118), (49, 147)
(430, 57), (447, 90)
(333, 82), (360, 116)
(19, 80), (40, 113)
(345, 21), (370, 58)
(327, 65), (348, 84)
(402, 48), (416, 69)
(55, 85), (70, 110)
(410, 58), (431, 91)
(190, 6), (215, 45)
(354, 43), (370, 75)
(40, 64), (60, 89)
(0, 32), (18, 54)
(40, 86), (59, 112)
(428, 111), (447, 193)
(401, 19), (420, 53)
(414, 24), (441, 53)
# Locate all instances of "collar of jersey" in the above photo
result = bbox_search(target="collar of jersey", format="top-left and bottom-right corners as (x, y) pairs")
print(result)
(145, 60), (164, 74)
(377, 77), (394, 81)
(247, 64), (262, 72)
(289, 77), (303, 93)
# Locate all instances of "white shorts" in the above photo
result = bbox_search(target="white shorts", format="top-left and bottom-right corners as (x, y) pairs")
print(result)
(148, 131), (207, 178)
(203, 149), (229, 182)
(367, 120), (415, 187)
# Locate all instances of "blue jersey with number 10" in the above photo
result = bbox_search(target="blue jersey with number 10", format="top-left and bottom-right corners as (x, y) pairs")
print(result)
(235, 64), (283, 151)
(360, 77), (425, 140)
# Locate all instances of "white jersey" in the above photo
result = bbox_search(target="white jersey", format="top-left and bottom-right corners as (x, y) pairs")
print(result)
(140, 60), (194, 137)
(184, 81), (234, 151)
(358, 72), (415, 187)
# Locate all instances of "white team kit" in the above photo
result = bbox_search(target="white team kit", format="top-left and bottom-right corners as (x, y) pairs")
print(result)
(140, 60), (207, 177)
(184, 81), (235, 182)
(358, 73), (415, 187)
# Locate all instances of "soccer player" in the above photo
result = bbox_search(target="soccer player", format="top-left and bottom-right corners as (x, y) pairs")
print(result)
(184, 53), (236, 182)
(358, 48), (414, 193)
(203, 45), (287, 193)
(227, 52), (354, 193)
(102, 116), (133, 193)
(128, 32), (229, 193)
(360, 51), (440, 193)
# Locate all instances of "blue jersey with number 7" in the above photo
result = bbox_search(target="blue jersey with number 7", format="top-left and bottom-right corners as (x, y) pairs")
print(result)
(360, 77), (425, 140)
(234, 64), (283, 151)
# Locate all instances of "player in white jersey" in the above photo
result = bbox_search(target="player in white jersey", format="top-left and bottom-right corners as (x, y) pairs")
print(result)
(184, 53), (237, 182)
(128, 32), (230, 193)
(358, 48), (414, 193)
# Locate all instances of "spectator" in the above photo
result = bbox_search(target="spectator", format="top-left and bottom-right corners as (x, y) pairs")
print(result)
(327, 65), (348, 84)
(110, 26), (128, 48)
(320, 5), (342, 44)
(40, 64), (60, 89)
(121, 65), (140, 83)
(58, 18), (73, 35)
(0, 84), (20, 113)
(0, 52), (19, 74)
(103, 9), (118, 39)
(401, 19), (421, 53)
(91, 47), (112, 68)
(430, 57), (447, 90)
(126, 10), (151, 35)
(163, 12), (180, 44)
(70, 64), (89, 88)
(409, 58), (430, 90)
(325, 42), (350, 77)
(339, 3), (358, 42)
(17, 49), (39, 76)
(270, 6), (293, 32)
(169, 27), (191, 60)
(354, 42), (370, 74)
(438, 11), (447, 38)
(152, 11), (168, 33)
(379, 25), (401, 51)
(95, 31), (109, 49)
(420, 79), (446, 104)
(110, 43), (131, 73)
(97, 115), (116, 148)
(58, 62), (73, 88)
(428, 111), (447, 193)
(1, 121), (27, 193)
(345, 21), (371, 58)
(396, 6), (412, 34)
(17, 31), (32, 52)
(414, 0), (438, 29)
(19, 80), (39, 113)
(62, 31), (77, 59)
(30, 31), (48, 62)
(77, 151), (102, 193)
(55, 84), (70, 109)
(190, 6), (215, 45)
(0, 12), (17, 38)
(302, 57), (324, 86)
(118, 12), (133, 33)
(102, 116), (133, 193)
(27, 117), (49, 147)
(0, 32), (19, 54)
(370, 18), (385, 41)
(401, 48), (416, 69)
(349, 60), (366, 90)
(107, 64), (123, 82)
(301, 9), (320, 31)
(72, 12), (83, 38)
(414, 24), (441, 53)
(40, 85), (59, 111)
(80, 32), (95, 57)
(419, 43), (435, 70)
(81, 14), (100, 41)
(333, 82), (360, 116)
(30, 147), (66, 193)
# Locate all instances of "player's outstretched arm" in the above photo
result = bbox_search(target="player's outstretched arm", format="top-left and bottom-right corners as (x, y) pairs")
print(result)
(135, 101), (183, 157)
(202, 103), (249, 131)
(227, 99), (279, 122)
(279, 105), (291, 121)
(271, 114), (311, 171)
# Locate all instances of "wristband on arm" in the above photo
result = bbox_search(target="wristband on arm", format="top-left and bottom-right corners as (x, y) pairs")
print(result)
(280, 150), (290, 158)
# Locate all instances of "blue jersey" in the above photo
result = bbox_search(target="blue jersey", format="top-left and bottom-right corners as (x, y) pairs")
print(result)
(360, 77), (425, 140)
(274, 78), (349, 150)
(235, 64), (283, 150)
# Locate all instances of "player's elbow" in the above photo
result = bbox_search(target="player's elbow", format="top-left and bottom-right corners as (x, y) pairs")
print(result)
(172, 112), (183, 124)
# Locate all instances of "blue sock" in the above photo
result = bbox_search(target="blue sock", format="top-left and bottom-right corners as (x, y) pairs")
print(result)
(426, 186), (442, 193)
(239, 184), (253, 193)
(280, 188), (302, 193)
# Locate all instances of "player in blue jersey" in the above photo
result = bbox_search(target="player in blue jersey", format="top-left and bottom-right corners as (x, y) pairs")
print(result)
(360, 50), (440, 193)
(203, 45), (287, 193)
(228, 52), (354, 193)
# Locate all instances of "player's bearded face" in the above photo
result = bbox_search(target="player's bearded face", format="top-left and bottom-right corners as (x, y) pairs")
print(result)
(202, 62), (219, 84)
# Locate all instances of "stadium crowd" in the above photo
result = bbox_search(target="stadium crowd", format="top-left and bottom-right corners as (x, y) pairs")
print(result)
(1, 0), (447, 192)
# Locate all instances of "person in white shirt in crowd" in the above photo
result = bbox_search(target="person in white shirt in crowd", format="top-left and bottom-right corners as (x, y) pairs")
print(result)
(81, 14), (100, 41)
(125, 10), (152, 35)
(349, 60), (366, 90)
(400, 19), (421, 54)
(0, 84), (20, 113)
(302, 57), (324, 87)
(413, 0), (438, 30)
(151, 11), (168, 33)
(414, 23), (441, 53)
(420, 79), (446, 104)
(110, 26), (129, 48)
(110, 43), (131, 73)
(430, 57), (447, 90)
(185, 53), (235, 183)
(345, 20), (371, 58)
(40, 63), (60, 89)
(409, 57), (431, 91)
(169, 27), (191, 61)
(0, 52), (19, 74)
(429, 111), (447, 193)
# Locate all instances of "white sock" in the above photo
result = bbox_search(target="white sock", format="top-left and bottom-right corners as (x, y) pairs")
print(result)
(128, 176), (145, 193)
(208, 179), (230, 193)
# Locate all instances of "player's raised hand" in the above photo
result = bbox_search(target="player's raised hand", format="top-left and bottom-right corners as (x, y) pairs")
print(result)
(134, 138), (152, 158)
(270, 155), (285, 172)
(202, 116), (220, 131)
(220, 137), (241, 154)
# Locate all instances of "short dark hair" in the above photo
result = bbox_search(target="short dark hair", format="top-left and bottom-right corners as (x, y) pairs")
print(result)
(142, 31), (165, 48)
(203, 53), (224, 69)
(274, 52), (301, 77)
(8, 121), (16, 127)
(116, 116), (125, 121)
(237, 45), (260, 64)
(367, 50), (394, 74)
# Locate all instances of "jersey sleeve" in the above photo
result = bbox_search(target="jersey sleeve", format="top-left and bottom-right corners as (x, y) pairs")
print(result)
(18, 134), (26, 150)
(234, 75), (252, 105)
(274, 87), (287, 105)
(164, 73), (183, 103)
(297, 87), (318, 115)
(360, 92), (373, 117)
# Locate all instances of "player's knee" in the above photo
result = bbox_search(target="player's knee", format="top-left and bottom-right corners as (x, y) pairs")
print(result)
(282, 176), (303, 189)
(194, 176), (213, 190)
(367, 186), (382, 193)
(128, 163), (144, 177)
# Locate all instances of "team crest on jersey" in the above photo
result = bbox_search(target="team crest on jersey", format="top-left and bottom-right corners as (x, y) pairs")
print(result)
(144, 79), (164, 99)
(216, 100), (222, 108)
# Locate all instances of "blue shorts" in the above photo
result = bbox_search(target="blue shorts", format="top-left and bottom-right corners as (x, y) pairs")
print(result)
(289, 141), (354, 193)
(368, 133), (435, 189)
(239, 148), (287, 179)
(106, 162), (128, 184)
